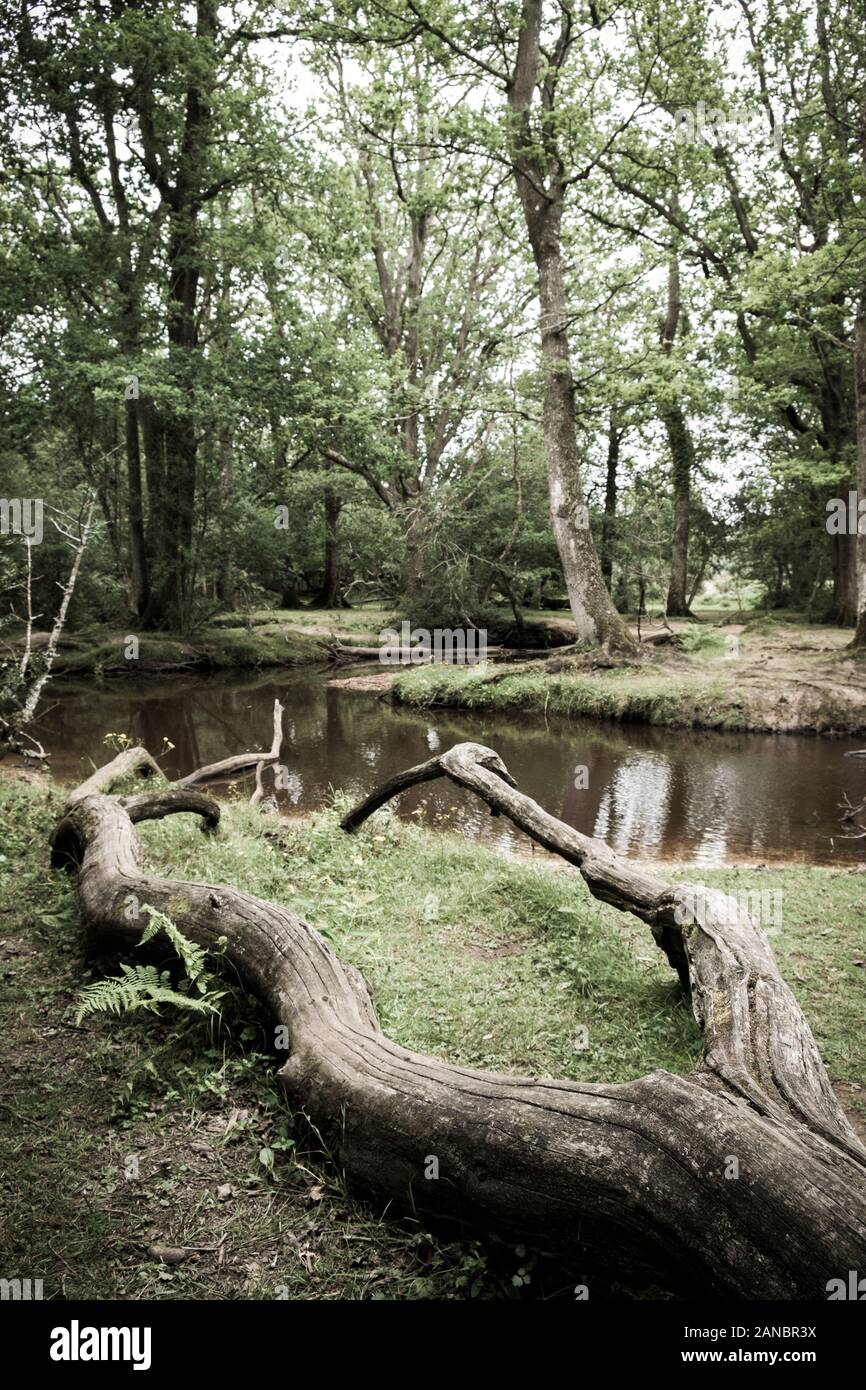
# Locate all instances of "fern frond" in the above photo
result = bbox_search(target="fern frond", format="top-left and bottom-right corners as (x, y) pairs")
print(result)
(74, 963), (218, 1025)
(139, 905), (209, 984)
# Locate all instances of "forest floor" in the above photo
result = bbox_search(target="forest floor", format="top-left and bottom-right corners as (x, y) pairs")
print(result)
(1, 763), (864, 1300)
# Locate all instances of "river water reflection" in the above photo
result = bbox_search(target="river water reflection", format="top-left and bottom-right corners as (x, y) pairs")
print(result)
(31, 667), (866, 867)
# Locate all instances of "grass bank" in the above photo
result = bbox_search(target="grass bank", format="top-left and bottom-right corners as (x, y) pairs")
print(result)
(32, 606), (393, 677)
(391, 620), (866, 735)
(1, 768), (863, 1299)
(50, 625), (323, 676)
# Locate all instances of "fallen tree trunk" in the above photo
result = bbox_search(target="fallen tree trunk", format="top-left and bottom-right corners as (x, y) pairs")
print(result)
(323, 639), (504, 665)
(174, 698), (284, 787)
(51, 741), (866, 1298)
(323, 641), (414, 664)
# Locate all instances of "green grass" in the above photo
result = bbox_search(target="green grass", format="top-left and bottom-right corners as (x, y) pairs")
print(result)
(52, 625), (322, 675)
(211, 605), (393, 636)
(390, 621), (866, 734)
(143, 795), (702, 1086)
(1, 773), (863, 1300)
(44, 605), (394, 676)
(392, 663), (735, 729)
(677, 628), (726, 655)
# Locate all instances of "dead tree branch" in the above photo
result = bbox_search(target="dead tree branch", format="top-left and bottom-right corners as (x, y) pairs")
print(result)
(20, 493), (96, 729)
(174, 699), (284, 787)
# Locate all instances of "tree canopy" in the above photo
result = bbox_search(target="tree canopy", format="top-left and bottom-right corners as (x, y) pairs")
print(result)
(1, 0), (864, 641)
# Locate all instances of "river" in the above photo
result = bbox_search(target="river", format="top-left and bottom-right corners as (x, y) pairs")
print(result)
(32, 666), (866, 867)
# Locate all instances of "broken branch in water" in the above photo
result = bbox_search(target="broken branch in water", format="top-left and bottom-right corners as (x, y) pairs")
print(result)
(175, 699), (284, 788)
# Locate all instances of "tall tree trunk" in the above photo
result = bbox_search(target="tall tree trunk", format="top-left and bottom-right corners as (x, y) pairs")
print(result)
(212, 250), (236, 610)
(664, 407), (694, 617)
(400, 497), (430, 603)
(659, 256), (694, 617)
(852, 288), (866, 646)
(216, 424), (236, 609)
(403, 211), (427, 465)
(140, 395), (168, 621)
(155, 194), (204, 631)
(141, 397), (165, 553)
(507, 0), (634, 652)
(531, 202), (631, 647)
(124, 394), (149, 617)
(601, 415), (620, 592)
(116, 263), (150, 618)
(314, 486), (342, 608)
(832, 526), (858, 626)
(850, 110), (866, 643)
(145, 407), (197, 631)
(139, 0), (216, 632)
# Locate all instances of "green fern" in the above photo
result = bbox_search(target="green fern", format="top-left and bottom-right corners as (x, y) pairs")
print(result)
(139, 906), (210, 991)
(75, 963), (217, 1023)
(74, 906), (223, 1024)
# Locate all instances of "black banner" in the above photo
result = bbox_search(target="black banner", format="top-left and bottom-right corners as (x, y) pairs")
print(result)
(4, 1297), (862, 1376)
